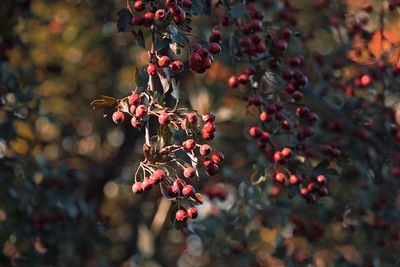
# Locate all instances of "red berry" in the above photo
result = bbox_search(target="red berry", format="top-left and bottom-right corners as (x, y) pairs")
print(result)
(142, 179), (153, 191)
(153, 169), (166, 182)
(274, 151), (286, 164)
(183, 139), (196, 151)
(131, 15), (143, 26)
(182, 185), (195, 196)
(175, 209), (187, 222)
(158, 56), (171, 68)
(147, 63), (158, 76)
(168, 185), (179, 198)
(182, 0), (192, 8)
(202, 130), (215, 140)
(187, 207), (198, 219)
(209, 28), (222, 43)
(228, 75), (239, 88)
(281, 147), (292, 158)
(173, 178), (186, 190)
(275, 39), (288, 50)
(165, 0), (176, 7)
(173, 12), (186, 23)
(184, 167), (195, 178)
(131, 117), (141, 127)
(208, 42), (221, 54)
(170, 60), (184, 73)
(133, 1), (145, 11)
(155, 9), (166, 21)
(206, 163), (219, 176)
(112, 111), (124, 124)
(199, 144), (212, 156)
(187, 113), (197, 124)
(170, 5), (182, 16)
(143, 12), (155, 26)
(203, 121), (216, 133)
(202, 113), (215, 122)
(300, 188), (309, 197)
(203, 157), (213, 168)
(132, 182), (143, 194)
(260, 111), (269, 122)
(259, 131), (270, 142)
(212, 151), (224, 164)
(159, 112), (171, 124)
(275, 173), (286, 183)
(128, 92), (141, 105)
(317, 175), (326, 185)
(289, 174), (300, 185)
(135, 105), (148, 118)
(249, 127), (261, 138)
(251, 19), (262, 31)
(238, 74), (249, 84)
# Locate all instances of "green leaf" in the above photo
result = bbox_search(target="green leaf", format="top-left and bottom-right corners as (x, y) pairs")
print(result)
(171, 78), (180, 101)
(132, 29), (146, 49)
(117, 8), (132, 32)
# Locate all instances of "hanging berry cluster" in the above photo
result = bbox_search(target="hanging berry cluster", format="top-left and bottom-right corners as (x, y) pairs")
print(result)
(92, 0), (224, 229)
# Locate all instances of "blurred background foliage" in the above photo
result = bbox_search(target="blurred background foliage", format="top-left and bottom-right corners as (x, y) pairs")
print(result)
(1, 0), (400, 267)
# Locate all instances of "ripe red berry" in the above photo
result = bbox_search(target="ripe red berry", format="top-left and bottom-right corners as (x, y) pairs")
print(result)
(260, 111), (269, 122)
(112, 111), (124, 124)
(202, 130), (215, 140)
(131, 15), (143, 26)
(159, 112), (171, 124)
(275, 173), (286, 183)
(128, 92), (141, 105)
(281, 147), (292, 158)
(153, 169), (166, 181)
(228, 75), (239, 88)
(158, 56), (171, 68)
(132, 182), (143, 194)
(206, 163), (219, 176)
(142, 179), (153, 191)
(203, 157), (213, 168)
(147, 63), (157, 76)
(203, 121), (216, 133)
(212, 151), (224, 164)
(170, 60), (184, 73)
(300, 188), (309, 196)
(209, 28), (222, 43)
(249, 127), (261, 138)
(175, 209), (187, 222)
(155, 9), (166, 21)
(259, 131), (270, 142)
(275, 39), (288, 50)
(183, 139), (196, 151)
(238, 74), (249, 84)
(182, 185), (195, 196)
(250, 19), (262, 31)
(187, 207), (198, 219)
(199, 144), (212, 156)
(182, 0), (192, 8)
(135, 105), (148, 118)
(131, 117), (141, 128)
(143, 12), (155, 26)
(318, 187), (328, 196)
(317, 175), (326, 185)
(187, 113), (197, 124)
(165, 0), (176, 7)
(173, 178), (186, 190)
(183, 167), (195, 178)
(173, 12), (186, 23)
(208, 42), (221, 54)
(133, 1), (145, 11)
(168, 185), (179, 198)
(274, 151), (286, 164)
(289, 174), (301, 185)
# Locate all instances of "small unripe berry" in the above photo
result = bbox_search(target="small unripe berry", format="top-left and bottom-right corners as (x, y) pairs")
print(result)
(112, 111), (124, 124)
(187, 207), (198, 219)
(183, 139), (196, 151)
(170, 60), (184, 73)
(249, 127), (261, 138)
(199, 144), (212, 156)
(212, 151), (224, 164)
(175, 209), (187, 221)
(135, 105), (148, 118)
(182, 185), (195, 196)
(183, 167), (195, 178)
(158, 56), (171, 68)
(132, 182), (143, 194)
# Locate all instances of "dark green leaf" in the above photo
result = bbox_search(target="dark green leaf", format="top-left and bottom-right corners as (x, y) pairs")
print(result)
(117, 8), (132, 32)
